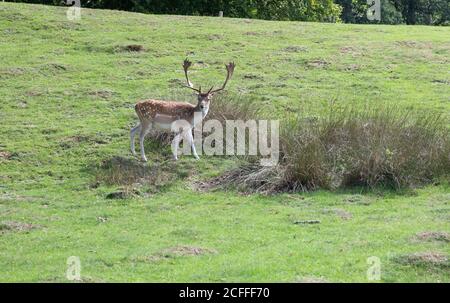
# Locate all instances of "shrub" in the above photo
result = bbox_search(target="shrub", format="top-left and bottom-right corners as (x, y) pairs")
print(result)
(214, 103), (450, 193)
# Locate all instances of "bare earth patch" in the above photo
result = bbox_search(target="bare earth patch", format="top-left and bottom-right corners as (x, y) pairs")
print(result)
(343, 195), (372, 205)
(162, 245), (218, 257)
(414, 232), (449, 243)
(133, 245), (218, 263)
(395, 41), (432, 49)
(323, 208), (352, 220)
(0, 221), (41, 234)
(283, 46), (307, 53)
(307, 59), (329, 69)
(394, 252), (448, 268)
(88, 89), (115, 99)
(0, 151), (12, 160)
(94, 156), (195, 196)
(193, 176), (225, 192)
(339, 46), (361, 56)
(105, 189), (140, 200)
(343, 64), (361, 72)
(60, 134), (110, 149)
(115, 44), (145, 52)
(207, 34), (223, 40)
(243, 73), (264, 80)
(0, 67), (26, 77)
(295, 276), (328, 283)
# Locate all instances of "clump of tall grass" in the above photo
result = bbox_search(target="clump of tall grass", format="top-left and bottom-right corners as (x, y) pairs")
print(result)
(216, 102), (450, 193)
(206, 92), (262, 123)
(281, 104), (449, 190)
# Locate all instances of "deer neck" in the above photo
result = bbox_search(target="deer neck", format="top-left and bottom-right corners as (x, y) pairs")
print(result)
(193, 104), (209, 119)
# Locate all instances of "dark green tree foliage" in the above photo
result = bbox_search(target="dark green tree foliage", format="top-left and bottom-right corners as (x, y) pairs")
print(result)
(389, 0), (449, 25)
(6, 0), (341, 21)
(253, 0), (342, 22)
(5, 0), (449, 25)
(381, 0), (403, 24)
(414, 0), (450, 25)
(334, 0), (367, 23)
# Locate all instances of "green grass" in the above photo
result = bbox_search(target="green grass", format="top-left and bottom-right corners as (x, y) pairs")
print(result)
(0, 2), (449, 282)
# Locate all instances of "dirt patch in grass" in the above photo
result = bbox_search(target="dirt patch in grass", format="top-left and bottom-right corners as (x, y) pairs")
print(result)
(244, 31), (260, 36)
(283, 46), (308, 53)
(208, 34), (223, 40)
(395, 41), (431, 49)
(343, 64), (361, 72)
(343, 195), (373, 205)
(45, 63), (67, 71)
(307, 59), (329, 69)
(133, 245), (218, 262)
(295, 276), (328, 283)
(105, 189), (140, 200)
(323, 208), (352, 220)
(60, 134), (110, 149)
(0, 67), (26, 78)
(243, 73), (264, 80)
(37, 63), (69, 76)
(93, 156), (196, 194)
(88, 89), (115, 99)
(339, 46), (362, 56)
(0, 221), (41, 234)
(97, 216), (108, 223)
(0, 151), (12, 160)
(115, 44), (145, 52)
(0, 151), (20, 161)
(394, 252), (449, 269)
(162, 245), (218, 257)
(414, 232), (449, 243)
(193, 175), (228, 192)
(95, 156), (173, 186)
(431, 79), (450, 85)
(16, 100), (27, 108)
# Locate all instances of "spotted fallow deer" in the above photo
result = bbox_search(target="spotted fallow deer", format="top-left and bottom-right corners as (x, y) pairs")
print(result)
(131, 59), (235, 162)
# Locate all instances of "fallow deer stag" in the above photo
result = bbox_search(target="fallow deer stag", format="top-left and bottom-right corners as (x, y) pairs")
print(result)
(131, 59), (235, 162)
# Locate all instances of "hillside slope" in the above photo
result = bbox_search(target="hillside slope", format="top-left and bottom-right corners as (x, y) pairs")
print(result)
(0, 3), (449, 282)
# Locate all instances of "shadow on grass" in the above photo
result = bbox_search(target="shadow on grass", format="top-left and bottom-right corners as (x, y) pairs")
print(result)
(87, 155), (197, 198)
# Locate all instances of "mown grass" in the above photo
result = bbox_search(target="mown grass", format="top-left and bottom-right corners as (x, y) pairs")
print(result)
(0, 3), (449, 282)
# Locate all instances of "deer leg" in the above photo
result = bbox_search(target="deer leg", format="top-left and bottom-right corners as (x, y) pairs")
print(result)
(130, 123), (141, 156)
(171, 132), (182, 161)
(186, 130), (199, 160)
(139, 121), (151, 162)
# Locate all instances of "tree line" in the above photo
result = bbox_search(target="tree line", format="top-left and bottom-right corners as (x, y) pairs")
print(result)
(6, 0), (450, 25)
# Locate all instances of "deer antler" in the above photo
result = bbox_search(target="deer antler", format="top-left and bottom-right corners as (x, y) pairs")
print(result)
(210, 62), (235, 94)
(183, 59), (202, 93)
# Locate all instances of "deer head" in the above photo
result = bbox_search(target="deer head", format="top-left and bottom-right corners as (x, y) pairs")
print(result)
(183, 59), (235, 116)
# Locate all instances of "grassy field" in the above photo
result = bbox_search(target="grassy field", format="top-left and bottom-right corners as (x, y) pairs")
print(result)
(0, 2), (449, 282)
